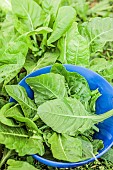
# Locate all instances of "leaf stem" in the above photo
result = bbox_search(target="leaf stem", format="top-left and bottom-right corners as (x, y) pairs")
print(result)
(0, 150), (12, 169)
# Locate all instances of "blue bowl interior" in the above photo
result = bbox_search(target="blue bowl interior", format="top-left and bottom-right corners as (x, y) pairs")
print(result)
(10, 65), (113, 168)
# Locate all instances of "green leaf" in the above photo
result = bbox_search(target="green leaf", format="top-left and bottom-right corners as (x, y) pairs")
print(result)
(69, 0), (88, 21)
(0, 103), (17, 127)
(90, 58), (113, 84)
(30, 51), (59, 72)
(92, 139), (103, 155)
(26, 73), (67, 106)
(89, 89), (101, 112)
(24, 54), (37, 74)
(0, 39), (28, 85)
(51, 63), (91, 108)
(0, 13), (18, 48)
(47, 6), (76, 45)
(58, 22), (90, 67)
(7, 159), (38, 170)
(42, 0), (61, 23)
(50, 0), (62, 23)
(26, 27), (53, 36)
(5, 85), (37, 118)
(81, 139), (95, 160)
(80, 17), (113, 52)
(48, 133), (82, 162)
(0, 122), (44, 156)
(88, 0), (111, 16)
(11, 0), (44, 33)
(4, 105), (38, 131)
(102, 148), (113, 163)
(38, 97), (113, 135)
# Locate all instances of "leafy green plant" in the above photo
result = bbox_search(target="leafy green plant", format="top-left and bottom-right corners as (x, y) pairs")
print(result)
(0, 0), (113, 169)
(0, 63), (113, 165)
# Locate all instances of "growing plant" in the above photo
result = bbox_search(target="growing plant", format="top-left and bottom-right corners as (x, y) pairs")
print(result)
(0, 0), (113, 169)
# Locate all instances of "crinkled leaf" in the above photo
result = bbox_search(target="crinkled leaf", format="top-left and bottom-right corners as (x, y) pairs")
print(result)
(38, 97), (113, 135)
(7, 159), (38, 170)
(51, 63), (91, 108)
(5, 85), (37, 118)
(0, 122), (44, 156)
(26, 73), (67, 106)
(47, 6), (76, 45)
(48, 133), (82, 162)
(80, 17), (113, 52)
(58, 22), (90, 67)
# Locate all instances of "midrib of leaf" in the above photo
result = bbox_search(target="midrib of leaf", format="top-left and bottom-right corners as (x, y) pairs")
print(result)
(58, 135), (68, 160)
(0, 132), (40, 140)
(0, 132), (28, 137)
(31, 57), (45, 72)
(18, 89), (36, 111)
(88, 28), (113, 46)
(75, 40), (79, 64)
(64, 34), (67, 63)
(33, 82), (59, 98)
(44, 111), (110, 119)
(19, 2), (37, 43)
(20, 3), (34, 31)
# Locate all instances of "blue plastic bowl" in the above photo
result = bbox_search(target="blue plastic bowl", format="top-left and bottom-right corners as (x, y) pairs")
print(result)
(10, 65), (113, 168)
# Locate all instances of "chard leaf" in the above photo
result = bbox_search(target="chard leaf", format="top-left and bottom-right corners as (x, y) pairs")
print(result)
(51, 63), (91, 108)
(11, 0), (44, 33)
(50, 0), (62, 23)
(88, 0), (111, 16)
(0, 13), (16, 45)
(38, 97), (113, 135)
(58, 22), (90, 67)
(26, 27), (52, 36)
(0, 122), (44, 156)
(47, 6), (76, 45)
(48, 133), (82, 162)
(0, 103), (17, 127)
(90, 58), (113, 84)
(5, 85), (37, 118)
(92, 139), (104, 155)
(81, 139), (95, 160)
(30, 51), (59, 72)
(26, 73), (67, 106)
(42, 0), (61, 23)
(7, 159), (38, 170)
(102, 148), (113, 163)
(68, 0), (88, 21)
(0, 39), (28, 85)
(4, 105), (38, 131)
(80, 17), (113, 52)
